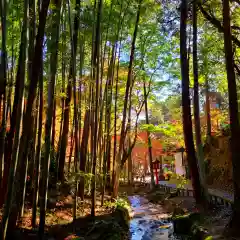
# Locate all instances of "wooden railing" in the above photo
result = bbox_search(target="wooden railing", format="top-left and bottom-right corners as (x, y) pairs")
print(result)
(159, 184), (233, 207)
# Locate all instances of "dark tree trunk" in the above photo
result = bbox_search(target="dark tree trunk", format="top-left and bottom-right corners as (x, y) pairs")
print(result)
(70, 0), (81, 221)
(0, 0), (7, 173)
(58, 69), (72, 182)
(78, 110), (90, 200)
(0, 0), (10, 205)
(101, 45), (116, 200)
(68, 119), (75, 173)
(180, 0), (202, 205)
(127, 88), (133, 186)
(1, 0), (50, 237)
(112, 38), (122, 190)
(105, 44), (116, 190)
(143, 82), (155, 188)
(28, 0), (36, 78)
(192, 1), (208, 206)
(56, 8), (66, 178)
(52, 99), (56, 151)
(38, 0), (62, 237)
(222, 0), (240, 235)
(58, 0), (81, 182)
(32, 60), (43, 228)
(205, 75), (211, 140)
(0, 0), (28, 219)
(113, 0), (142, 198)
(27, 99), (38, 195)
(91, 0), (102, 217)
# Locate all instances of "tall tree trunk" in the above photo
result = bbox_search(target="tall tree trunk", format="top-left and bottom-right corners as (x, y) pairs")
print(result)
(0, 5), (27, 206)
(2, 33), (14, 188)
(78, 110), (90, 200)
(19, 100), (38, 218)
(68, 119), (75, 173)
(143, 82), (155, 188)
(2, 0), (50, 236)
(192, 0), (208, 206)
(91, 0), (102, 217)
(26, 99), (38, 200)
(0, 0), (7, 194)
(66, 0), (81, 221)
(56, 7), (66, 178)
(88, 0), (96, 201)
(52, 99), (56, 151)
(222, 0), (240, 235)
(127, 146), (133, 184)
(38, 0), (62, 237)
(29, 106), (38, 178)
(180, 0), (203, 205)
(107, 0), (124, 190)
(106, 44), (116, 189)
(101, 44), (116, 201)
(113, 0), (142, 198)
(0, 0), (29, 235)
(58, 0), (81, 182)
(32, 61), (43, 228)
(205, 73), (211, 140)
(28, 0), (36, 78)
(99, 0), (114, 104)
(101, 126), (107, 206)
(51, 98), (56, 181)
(0, 0), (7, 172)
(127, 98), (133, 185)
(58, 51), (73, 182)
(112, 40), (122, 190)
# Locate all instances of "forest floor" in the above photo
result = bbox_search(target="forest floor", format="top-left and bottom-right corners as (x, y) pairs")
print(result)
(0, 182), (235, 239)
(0, 185), (130, 240)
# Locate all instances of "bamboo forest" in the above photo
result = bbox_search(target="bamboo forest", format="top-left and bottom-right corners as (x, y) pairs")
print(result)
(1, 0), (240, 239)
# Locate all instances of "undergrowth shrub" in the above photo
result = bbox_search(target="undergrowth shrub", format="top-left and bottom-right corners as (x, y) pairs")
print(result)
(104, 197), (130, 211)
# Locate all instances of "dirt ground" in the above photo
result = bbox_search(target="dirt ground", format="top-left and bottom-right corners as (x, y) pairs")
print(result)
(0, 183), (235, 239)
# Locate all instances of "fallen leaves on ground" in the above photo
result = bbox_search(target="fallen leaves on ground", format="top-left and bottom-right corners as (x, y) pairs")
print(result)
(7, 194), (113, 231)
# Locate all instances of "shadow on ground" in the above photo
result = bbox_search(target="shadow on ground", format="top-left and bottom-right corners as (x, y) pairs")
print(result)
(9, 206), (129, 240)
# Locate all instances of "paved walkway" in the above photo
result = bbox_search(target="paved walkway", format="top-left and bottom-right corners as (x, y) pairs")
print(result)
(159, 180), (234, 202)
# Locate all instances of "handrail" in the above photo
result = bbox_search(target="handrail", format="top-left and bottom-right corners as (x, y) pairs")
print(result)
(159, 184), (233, 207)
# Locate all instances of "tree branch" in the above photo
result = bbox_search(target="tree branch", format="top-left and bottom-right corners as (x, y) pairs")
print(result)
(234, 63), (240, 76)
(198, 4), (240, 48)
(121, 108), (141, 167)
(231, 0), (240, 6)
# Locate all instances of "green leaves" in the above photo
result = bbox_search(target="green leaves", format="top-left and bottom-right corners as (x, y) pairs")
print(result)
(68, 171), (94, 182)
(140, 123), (178, 136)
(152, 80), (170, 91)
